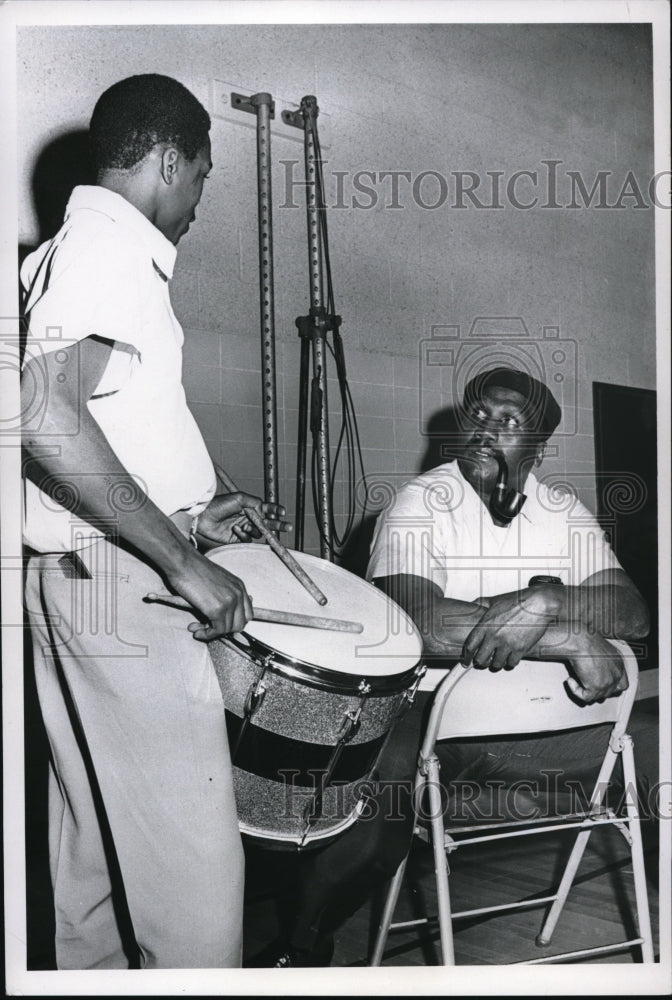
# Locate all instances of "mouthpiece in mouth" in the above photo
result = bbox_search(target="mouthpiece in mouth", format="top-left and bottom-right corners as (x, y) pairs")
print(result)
(490, 451), (527, 523)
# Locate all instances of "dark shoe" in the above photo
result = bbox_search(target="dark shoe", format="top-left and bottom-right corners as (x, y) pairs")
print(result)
(245, 936), (334, 968)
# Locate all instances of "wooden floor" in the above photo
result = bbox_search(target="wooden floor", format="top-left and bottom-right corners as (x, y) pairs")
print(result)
(242, 821), (661, 968)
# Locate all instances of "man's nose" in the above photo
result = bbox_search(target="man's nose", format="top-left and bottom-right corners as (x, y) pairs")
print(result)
(473, 424), (498, 444)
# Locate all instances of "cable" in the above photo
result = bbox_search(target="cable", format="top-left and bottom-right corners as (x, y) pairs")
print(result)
(305, 114), (370, 558)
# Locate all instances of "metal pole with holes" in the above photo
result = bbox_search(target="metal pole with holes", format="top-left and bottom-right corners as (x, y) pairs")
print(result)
(283, 95), (333, 559)
(231, 91), (279, 507)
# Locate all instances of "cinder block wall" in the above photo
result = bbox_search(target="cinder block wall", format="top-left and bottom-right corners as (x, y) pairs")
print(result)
(18, 23), (656, 561)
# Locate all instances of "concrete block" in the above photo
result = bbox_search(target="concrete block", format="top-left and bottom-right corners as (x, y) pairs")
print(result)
(394, 450), (425, 478)
(359, 448), (397, 476)
(183, 328), (220, 370)
(220, 440), (266, 484)
(190, 403), (225, 443)
(342, 349), (395, 386)
(350, 415), (393, 453)
(219, 403), (264, 444)
(220, 333), (261, 372)
(183, 363), (221, 405)
(393, 385), (420, 420)
(394, 417), (426, 455)
(171, 267), (200, 328)
(346, 380), (393, 419)
(199, 269), (258, 337)
(221, 367), (265, 407)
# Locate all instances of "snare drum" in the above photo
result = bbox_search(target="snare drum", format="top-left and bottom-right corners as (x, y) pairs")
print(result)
(207, 543), (424, 849)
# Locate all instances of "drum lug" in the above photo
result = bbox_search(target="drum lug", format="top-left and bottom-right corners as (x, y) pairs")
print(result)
(336, 694), (367, 743)
(403, 663), (427, 705)
(243, 679), (268, 718)
(232, 658), (272, 763)
(243, 655), (273, 717)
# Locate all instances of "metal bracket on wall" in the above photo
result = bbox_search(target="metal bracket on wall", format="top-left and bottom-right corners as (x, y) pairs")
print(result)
(231, 91), (275, 119)
(282, 107), (305, 130)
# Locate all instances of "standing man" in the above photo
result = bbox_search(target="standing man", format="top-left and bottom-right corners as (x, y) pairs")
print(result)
(21, 74), (285, 969)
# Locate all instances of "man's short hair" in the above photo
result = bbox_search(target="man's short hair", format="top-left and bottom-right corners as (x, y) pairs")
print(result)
(89, 74), (211, 174)
(463, 367), (562, 438)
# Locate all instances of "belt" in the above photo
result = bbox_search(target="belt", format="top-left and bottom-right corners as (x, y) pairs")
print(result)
(58, 550), (92, 579)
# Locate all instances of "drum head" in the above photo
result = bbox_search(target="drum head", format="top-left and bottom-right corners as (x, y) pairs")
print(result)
(207, 543), (421, 676)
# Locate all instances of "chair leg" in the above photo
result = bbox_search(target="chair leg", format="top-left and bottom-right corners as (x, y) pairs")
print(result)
(369, 854), (410, 966)
(426, 753), (455, 965)
(536, 744), (620, 947)
(621, 736), (654, 962)
(536, 827), (593, 947)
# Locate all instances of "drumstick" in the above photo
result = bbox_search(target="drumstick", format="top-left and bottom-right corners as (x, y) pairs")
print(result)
(258, 607), (363, 633)
(213, 461), (328, 607)
(144, 592), (363, 634)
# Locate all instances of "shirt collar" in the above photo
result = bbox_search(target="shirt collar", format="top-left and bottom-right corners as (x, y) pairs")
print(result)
(452, 460), (539, 525)
(65, 185), (177, 279)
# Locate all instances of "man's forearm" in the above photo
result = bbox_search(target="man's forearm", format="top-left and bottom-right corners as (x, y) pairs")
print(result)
(534, 577), (649, 641)
(424, 596), (586, 662)
(424, 597), (487, 658)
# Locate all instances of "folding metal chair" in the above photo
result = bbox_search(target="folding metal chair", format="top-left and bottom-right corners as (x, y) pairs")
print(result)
(370, 640), (654, 965)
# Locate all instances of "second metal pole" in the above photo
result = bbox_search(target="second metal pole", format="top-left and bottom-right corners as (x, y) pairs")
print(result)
(302, 96), (333, 559)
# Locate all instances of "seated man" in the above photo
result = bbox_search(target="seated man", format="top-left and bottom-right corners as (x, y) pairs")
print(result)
(250, 365), (654, 967)
(367, 365), (653, 820)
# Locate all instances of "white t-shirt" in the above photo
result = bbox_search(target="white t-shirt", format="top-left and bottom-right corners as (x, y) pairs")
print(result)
(21, 185), (216, 553)
(366, 461), (622, 687)
(367, 461), (621, 598)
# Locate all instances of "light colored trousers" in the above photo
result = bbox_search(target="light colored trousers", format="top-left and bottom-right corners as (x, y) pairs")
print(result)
(25, 537), (244, 970)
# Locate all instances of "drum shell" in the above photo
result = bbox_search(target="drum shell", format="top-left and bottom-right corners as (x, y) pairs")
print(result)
(213, 635), (411, 745)
(206, 542), (424, 848)
(210, 637), (416, 847)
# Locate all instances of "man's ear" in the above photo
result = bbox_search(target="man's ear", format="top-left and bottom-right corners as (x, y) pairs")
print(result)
(534, 441), (547, 467)
(160, 147), (179, 184)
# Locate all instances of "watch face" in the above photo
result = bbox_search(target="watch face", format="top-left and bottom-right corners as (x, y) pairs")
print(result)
(528, 575), (564, 587)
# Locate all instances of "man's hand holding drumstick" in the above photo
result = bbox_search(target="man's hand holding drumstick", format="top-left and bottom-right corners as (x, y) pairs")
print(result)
(165, 468), (329, 637)
(193, 490), (292, 548)
(168, 489), (291, 641)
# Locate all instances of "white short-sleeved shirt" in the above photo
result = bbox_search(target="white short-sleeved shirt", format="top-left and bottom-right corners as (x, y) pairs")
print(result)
(21, 185), (216, 553)
(367, 459), (621, 634)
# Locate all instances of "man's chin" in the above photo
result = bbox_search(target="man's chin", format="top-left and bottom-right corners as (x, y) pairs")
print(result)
(457, 455), (496, 488)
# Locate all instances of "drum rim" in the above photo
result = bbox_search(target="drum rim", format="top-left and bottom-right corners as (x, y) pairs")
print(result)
(237, 796), (366, 849)
(224, 632), (422, 695)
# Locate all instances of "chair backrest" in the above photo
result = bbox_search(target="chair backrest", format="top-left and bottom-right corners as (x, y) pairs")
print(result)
(431, 640), (639, 744)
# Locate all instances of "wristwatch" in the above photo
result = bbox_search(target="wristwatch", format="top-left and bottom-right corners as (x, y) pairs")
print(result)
(528, 575), (563, 587)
